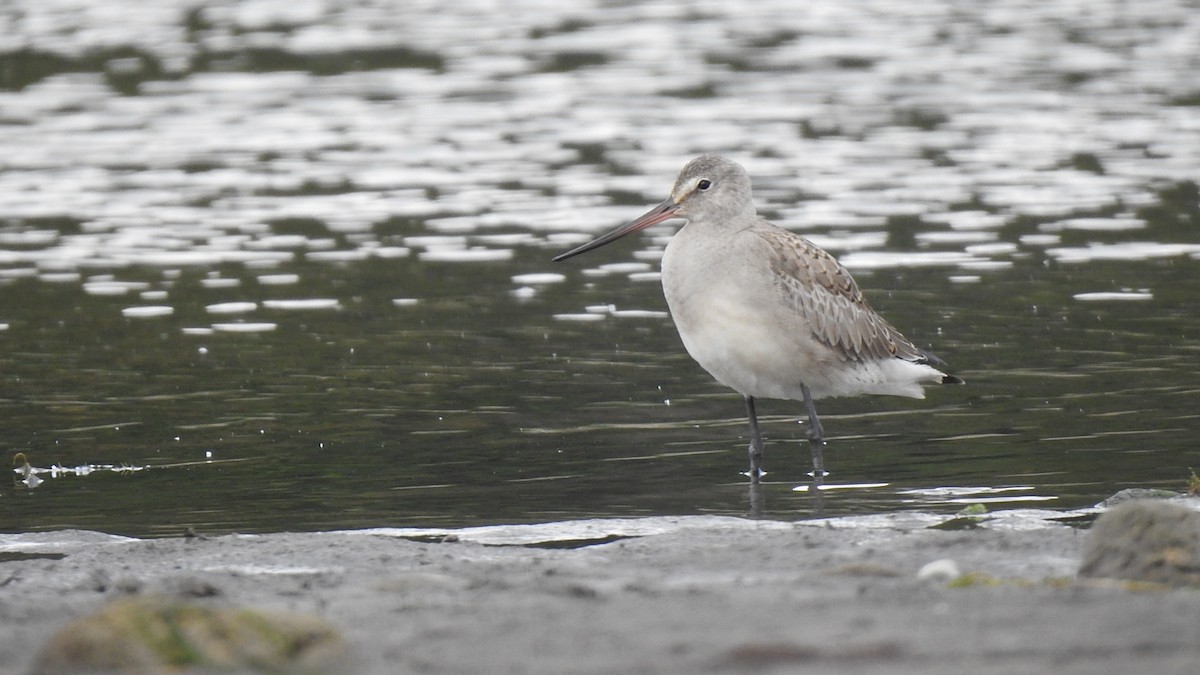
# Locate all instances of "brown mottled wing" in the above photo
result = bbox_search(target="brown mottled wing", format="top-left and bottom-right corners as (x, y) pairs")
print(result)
(754, 227), (926, 363)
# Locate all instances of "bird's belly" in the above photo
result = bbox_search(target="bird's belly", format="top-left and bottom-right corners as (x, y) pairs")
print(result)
(668, 291), (935, 402)
(669, 292), (817, 400)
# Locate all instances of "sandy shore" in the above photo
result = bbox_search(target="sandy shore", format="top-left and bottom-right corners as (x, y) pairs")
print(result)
(3, 506), (1199, 674)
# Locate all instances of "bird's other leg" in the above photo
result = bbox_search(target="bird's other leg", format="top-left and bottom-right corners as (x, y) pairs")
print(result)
(744, 396), (765, 483)
(800, 383), (827, 485)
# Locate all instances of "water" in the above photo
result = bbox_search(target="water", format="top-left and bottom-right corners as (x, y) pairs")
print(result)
(2, 0), (1198, 537)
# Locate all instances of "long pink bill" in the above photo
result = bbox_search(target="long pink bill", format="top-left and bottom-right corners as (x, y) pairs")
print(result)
(553, 198), (680, 262)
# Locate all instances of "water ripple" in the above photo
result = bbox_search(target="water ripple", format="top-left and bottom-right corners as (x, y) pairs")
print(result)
(3, 0), (1200, 535)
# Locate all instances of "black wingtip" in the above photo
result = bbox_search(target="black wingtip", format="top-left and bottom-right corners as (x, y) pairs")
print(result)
(915, 348), (963, 384)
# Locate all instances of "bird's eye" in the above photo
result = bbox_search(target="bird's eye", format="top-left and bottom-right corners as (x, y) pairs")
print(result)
(697, 179), (712, 190)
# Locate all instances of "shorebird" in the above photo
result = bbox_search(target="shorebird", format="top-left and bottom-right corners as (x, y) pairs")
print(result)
(554, 155), (963, 483)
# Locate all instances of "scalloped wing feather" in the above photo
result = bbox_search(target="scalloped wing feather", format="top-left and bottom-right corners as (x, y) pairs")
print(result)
(754, 227), (927, 364)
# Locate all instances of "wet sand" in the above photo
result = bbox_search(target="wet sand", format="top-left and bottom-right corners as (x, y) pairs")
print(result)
(4, 507), (1199, 674)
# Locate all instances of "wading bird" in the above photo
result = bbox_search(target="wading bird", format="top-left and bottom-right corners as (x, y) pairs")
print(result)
(554, 155), (963, 483)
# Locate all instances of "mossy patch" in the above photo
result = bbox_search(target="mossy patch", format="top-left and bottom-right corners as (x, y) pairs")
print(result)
(32, 596), (346, 674)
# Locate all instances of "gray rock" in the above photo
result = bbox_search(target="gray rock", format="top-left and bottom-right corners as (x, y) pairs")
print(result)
(1078, 500), (1200, 586)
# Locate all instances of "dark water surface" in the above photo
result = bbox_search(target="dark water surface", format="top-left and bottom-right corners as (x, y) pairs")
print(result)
(2, 1), (1199, 536)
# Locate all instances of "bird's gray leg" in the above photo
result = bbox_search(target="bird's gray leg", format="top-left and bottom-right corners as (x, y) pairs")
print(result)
(744, 396), (765, 483)
(800, 383), (827, 484)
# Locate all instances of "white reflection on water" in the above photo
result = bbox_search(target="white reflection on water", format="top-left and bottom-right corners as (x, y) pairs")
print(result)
(200, 277), (241, 289)
(121, 305), (174, 318)
(792, 482), (890, 493)
(511, 273), (566, 285)
(1073, 291), (1154, 302)
(1048, 243), (1200, 263)
(1043, 218), (1146, 232)
(206, 302), (257, 314)
(837, 251), (983, 270)
(257, 274), (301, 285)
(1, 0), (1196, 285)
(211, 322), (278, 333)
(84, 280), (150, 296)
(262, 299), (341, 310)
(418, 248), (514, 262)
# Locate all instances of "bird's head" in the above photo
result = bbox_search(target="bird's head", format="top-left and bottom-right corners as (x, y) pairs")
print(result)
(553, 154), (755, 262)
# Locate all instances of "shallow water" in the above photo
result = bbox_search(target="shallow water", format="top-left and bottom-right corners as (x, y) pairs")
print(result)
(2, 0), (1199, 536)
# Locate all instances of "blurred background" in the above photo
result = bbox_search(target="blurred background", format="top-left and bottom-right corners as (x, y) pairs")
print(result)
(1, 0), (1198, 536)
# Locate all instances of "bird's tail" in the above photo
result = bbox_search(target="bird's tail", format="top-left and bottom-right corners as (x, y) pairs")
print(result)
(916, 348), (965, 385)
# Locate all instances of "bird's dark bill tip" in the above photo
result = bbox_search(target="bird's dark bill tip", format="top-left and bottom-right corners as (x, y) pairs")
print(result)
(942, 375), (966, 385)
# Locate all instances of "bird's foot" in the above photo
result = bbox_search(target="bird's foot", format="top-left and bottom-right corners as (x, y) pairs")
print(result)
(806, 435), (827, 483)
(743, 467), (767, 483)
